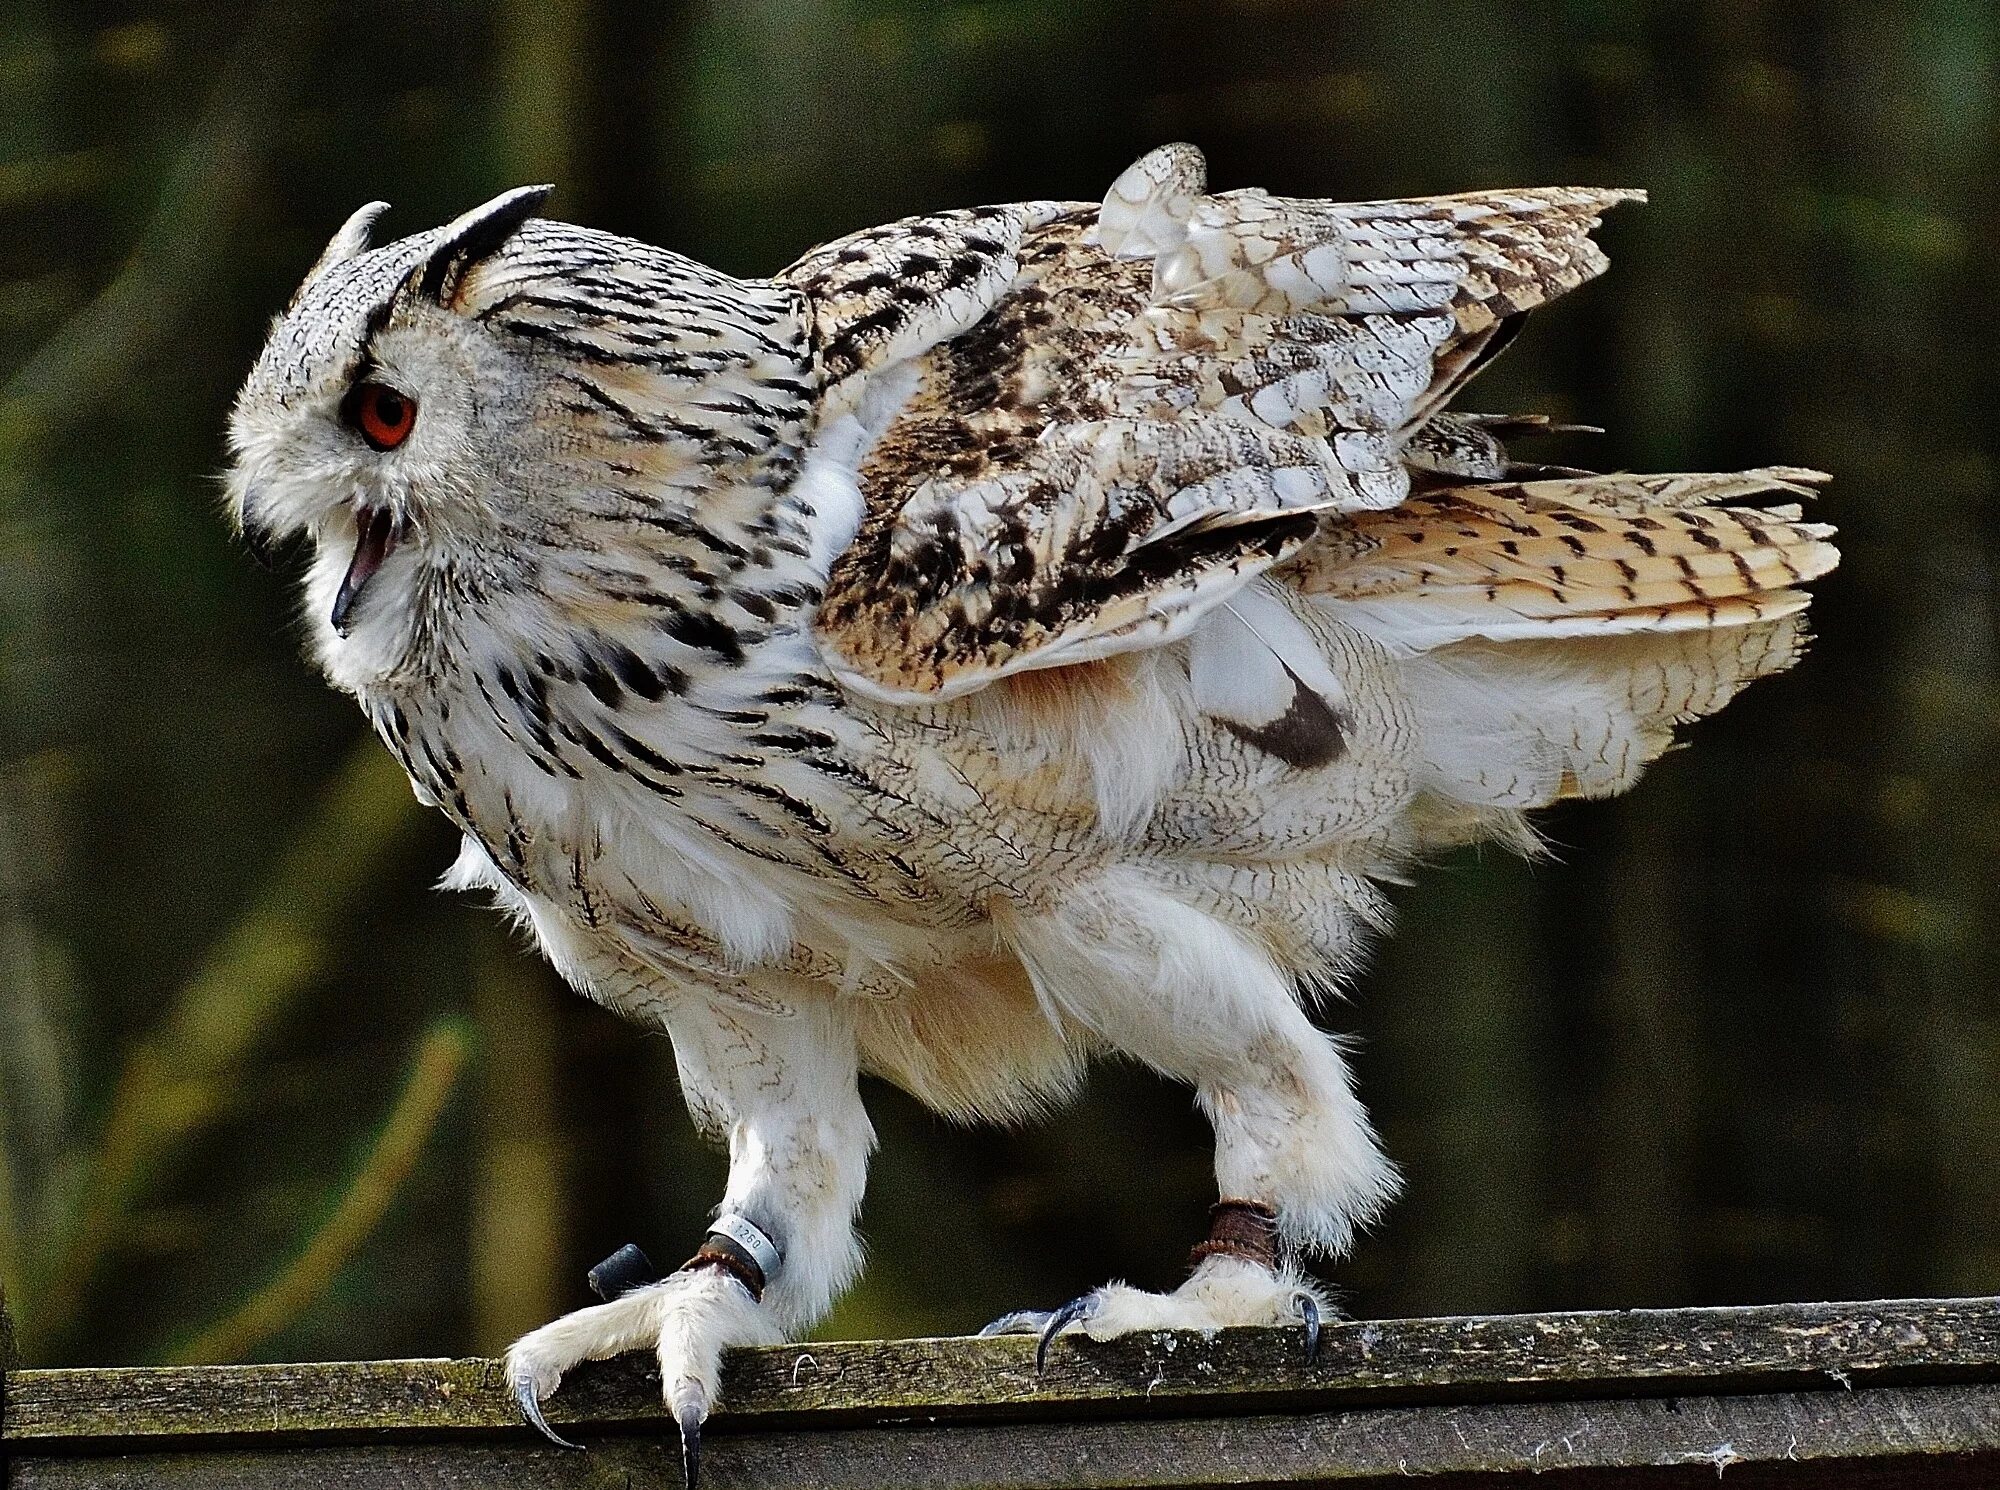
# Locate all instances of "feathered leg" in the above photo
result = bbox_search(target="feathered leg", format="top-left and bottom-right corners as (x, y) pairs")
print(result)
(506, 994), (872, 1484)
(985, 872), (1397, 1356)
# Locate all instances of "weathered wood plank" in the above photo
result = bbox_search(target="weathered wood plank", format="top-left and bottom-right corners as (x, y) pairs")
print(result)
(10, 1384), (2000, 1488)
(0, 1280), (14, 1480)
(9, 1298), (2000, 1487)
(8, 1296), (2000, 1445)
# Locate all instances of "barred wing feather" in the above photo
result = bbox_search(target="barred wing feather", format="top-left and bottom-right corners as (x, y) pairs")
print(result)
(794, 145), (1643, 703)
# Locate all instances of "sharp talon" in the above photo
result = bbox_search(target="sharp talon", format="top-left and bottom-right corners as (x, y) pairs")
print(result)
(512, 1372), (583, 1451)
(1297, 1294), (1321, 1367)
(979, 1308), (1051, 1337)
(1035, 1295), (1094, 1375)
(587, 1242), (660, 1301)
(676, 1401), (703, 1490)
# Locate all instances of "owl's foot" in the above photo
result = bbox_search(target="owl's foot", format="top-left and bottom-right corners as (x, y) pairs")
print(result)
(979, 1200), (1328, 1366)
(504, 1236), (783, 1488)
(980, 1255), (1326, 1366)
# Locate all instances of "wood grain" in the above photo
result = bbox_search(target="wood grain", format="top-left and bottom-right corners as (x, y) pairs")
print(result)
(6, 1296), (2000, 1486)
(11, 1387), (2000, 1488)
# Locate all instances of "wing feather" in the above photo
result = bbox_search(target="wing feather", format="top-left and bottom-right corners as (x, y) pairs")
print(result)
(804, 145), (1643, 704)
(782, 198), (1072, 423)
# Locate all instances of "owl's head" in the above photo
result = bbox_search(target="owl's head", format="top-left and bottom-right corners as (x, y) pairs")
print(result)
(226, 189), (813, 690)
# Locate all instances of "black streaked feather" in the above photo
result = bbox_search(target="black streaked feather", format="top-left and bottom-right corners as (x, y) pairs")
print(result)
(416, 185), (554, 306)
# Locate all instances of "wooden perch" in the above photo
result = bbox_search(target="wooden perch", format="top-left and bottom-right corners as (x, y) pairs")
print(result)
(6, 1295), (2000, 1486)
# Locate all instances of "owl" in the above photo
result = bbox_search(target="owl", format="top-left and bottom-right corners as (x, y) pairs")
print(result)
(226, 144), (1836, 1484)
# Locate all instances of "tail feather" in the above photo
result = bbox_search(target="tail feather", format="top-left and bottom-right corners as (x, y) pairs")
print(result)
(1293, 468), (1836, 650)
(1288, 466), (1836, 815)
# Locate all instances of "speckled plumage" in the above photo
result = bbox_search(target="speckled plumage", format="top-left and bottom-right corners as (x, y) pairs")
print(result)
(226, 147), (1835, 1459)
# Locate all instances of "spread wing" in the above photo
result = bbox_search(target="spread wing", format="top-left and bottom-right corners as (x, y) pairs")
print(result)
(785, 145), (1641, 703)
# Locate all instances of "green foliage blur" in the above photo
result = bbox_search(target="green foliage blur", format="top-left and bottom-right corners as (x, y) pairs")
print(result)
(1, 0), (1994, 1368)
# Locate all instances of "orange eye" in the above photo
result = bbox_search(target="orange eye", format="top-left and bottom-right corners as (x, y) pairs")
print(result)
(350, 380), (417, 451)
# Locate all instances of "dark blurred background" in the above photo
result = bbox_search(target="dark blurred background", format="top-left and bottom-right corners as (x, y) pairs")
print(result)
(1, 0), (1994, 1369)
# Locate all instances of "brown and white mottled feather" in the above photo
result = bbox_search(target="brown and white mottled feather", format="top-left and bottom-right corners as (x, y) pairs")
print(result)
(799, 148), (1643, 702)
(1294, 467), (1838, 641)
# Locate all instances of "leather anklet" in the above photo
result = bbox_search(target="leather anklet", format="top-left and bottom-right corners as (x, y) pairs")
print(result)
(677, 1212), (783, 1303)
(1188, 1198), (1280, 1270)
(680, 1238), (766, 1301)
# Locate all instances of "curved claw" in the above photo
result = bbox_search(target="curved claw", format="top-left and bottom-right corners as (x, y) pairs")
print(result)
(511, 1370), (583, 1451)
(675, 1401), (703, 1490)
(979, 1308), (1054, 1338)
(1035, 1294), (1096, 1375)
(1296, 1293), (1321, 1367)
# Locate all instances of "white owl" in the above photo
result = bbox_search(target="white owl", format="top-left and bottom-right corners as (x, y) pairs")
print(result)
(225, 145), (1835, 1483)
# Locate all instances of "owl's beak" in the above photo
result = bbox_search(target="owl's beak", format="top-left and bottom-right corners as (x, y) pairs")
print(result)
(330, 505), (402, 636)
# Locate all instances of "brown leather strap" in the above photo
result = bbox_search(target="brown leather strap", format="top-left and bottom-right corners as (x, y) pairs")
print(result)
(678, 1237), (765, 1301)
(1188, 1197), (1280, 1270)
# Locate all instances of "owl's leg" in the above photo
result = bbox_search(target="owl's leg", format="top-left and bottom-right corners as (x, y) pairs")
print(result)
(985, 880), (1396, 1360)
(505, 995), (871, 1485)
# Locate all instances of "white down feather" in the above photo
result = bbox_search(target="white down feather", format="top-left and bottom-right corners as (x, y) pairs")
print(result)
(1389, 622), (1803, 810)
(1395, 645), (1603, 807)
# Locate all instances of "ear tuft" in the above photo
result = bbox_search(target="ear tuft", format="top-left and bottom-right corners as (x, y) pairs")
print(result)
(416, 184), (556, 306)
(290, 200), (390, 308)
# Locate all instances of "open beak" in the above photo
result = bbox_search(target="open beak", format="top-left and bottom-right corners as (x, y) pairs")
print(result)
(330, 505), (401, 636)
